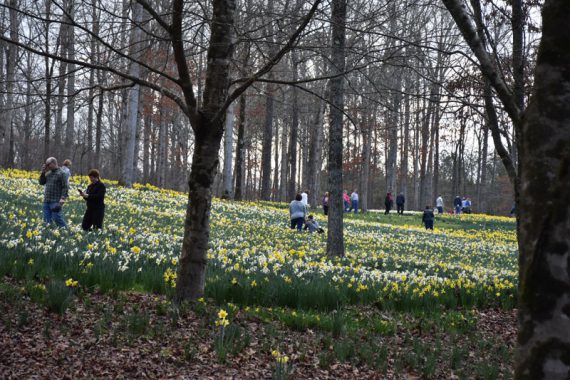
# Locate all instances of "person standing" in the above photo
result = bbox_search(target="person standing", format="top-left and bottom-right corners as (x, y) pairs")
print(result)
(454, 195), (462, 215)
(289, 193), (307, 231)
(350, 189), (359, 214)
(61, 159), (72, 186)
(343, 190), (350, 212)
(384, 192), (393, 215)
(396, 192), (405, 215)
(435, 194), (444, 214)
(463, 197), (472, 214)
(301, 190), (309, 208)
(322, 192), (329, 215)
(422, 205), (435, 230)
(39, 157), (69, 228)
(79, 169), (106, 230)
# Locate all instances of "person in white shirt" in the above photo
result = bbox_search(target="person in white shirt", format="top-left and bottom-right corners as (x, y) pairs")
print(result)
(350, 189), (359, 214)
(301, 191), (309, 208)
(436, 195), (444, 214)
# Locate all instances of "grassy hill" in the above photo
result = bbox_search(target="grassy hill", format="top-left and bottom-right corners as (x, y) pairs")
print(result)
(0, 169), (518, 378)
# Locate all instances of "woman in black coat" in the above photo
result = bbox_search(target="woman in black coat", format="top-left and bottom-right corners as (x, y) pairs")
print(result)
(79, 169), (106, 230)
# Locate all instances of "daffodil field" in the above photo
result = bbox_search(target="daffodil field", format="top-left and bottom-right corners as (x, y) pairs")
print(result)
(0, 168), (518, 312)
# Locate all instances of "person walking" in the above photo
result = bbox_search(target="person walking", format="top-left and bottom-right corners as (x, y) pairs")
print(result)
(61, 159), (72, 186)
(396, 192), (405, 215)
(289, 194), (307, 231)
(436, 194), (444, 214)
(350, 189), (359, 214)
(384, 192), (393, 215)
(39, 157), (69, 228)
(322, 192), (329, 215)
(422, 205), (435, 230)
(79, 169), (106, 230)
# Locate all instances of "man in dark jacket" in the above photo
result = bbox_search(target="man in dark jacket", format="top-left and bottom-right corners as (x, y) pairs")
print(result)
(422, 206), (435, 230)
(396, 192), (405, 215)
(79, 169), (106, 230)
(454, 195), (462, 215)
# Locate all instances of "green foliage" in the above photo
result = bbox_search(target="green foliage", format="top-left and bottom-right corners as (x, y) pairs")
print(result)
(214, 323), (250, 362)
(44, 280), (73, 315)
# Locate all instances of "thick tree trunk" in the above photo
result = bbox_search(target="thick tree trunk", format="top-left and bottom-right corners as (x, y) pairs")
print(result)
(515, 1), (570, 377)
(175, 0), (236, 301)
(327, 0), (346, 257)
(176, 128), (223, 301)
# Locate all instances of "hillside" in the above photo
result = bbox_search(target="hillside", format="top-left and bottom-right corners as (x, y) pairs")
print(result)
(0, 169), (518, 378)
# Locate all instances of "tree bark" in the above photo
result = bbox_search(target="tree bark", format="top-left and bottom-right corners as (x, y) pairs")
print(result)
(222, 101), (234, 199)
(327, 0), (346, 257)
(234, 93), (246, 200)
(515, 1), (570, 377)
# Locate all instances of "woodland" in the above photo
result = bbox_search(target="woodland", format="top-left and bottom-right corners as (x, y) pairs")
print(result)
(1, 0), (569, 378)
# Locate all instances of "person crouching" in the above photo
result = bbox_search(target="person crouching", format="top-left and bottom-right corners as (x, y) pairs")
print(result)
(79, 169), (106, 230)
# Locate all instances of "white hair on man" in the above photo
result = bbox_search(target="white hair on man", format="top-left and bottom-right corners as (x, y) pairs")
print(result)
(46, 157), (58, 165)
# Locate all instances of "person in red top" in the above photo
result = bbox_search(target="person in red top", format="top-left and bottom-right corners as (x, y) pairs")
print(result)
(384, 192), (394, 215)
(343, 190), (350, 212)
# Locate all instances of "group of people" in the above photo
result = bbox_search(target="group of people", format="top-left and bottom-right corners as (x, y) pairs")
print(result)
(39, 157), (106, 231)
(383, 192), (406, 215)
(318, 190), (360, 216)
(289, 193), (324, 233)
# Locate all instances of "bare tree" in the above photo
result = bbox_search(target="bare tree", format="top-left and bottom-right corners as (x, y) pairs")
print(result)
(327, 0), (346, 257)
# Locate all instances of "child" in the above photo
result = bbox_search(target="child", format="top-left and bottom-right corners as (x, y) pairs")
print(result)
(304, 215), (324, 234)
(422, 205), (435, 230)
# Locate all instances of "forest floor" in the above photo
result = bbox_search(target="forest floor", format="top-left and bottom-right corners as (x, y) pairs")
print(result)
(1, 278), (517, 379)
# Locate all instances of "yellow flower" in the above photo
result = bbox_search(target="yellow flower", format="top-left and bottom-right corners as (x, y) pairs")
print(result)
(231, 277), (238, 285)
(131, 246), (141, 254)
(171, 258), (178, 266)
(272, 350), (280, 357)
(218, 309), (228, 319)
(251, 280), (257, 287)
(27, 258), (34, 265)
(277, 356), (289, 364)
(26, 230), (33, 239)
(65, 278), (79, 287)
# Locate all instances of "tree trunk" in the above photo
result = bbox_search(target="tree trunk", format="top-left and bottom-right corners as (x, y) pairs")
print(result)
(119, 2), (143, 187)
(307, 97), (325, 207)
(222, 101), (234, 199)
(234, 94), (246, 200)
(1, 0), (18, 166)
(327, 0), (346, 257)
(515, 1), (570, 377)
(64, 0), (75, 162)
(175, 0), (236, 301)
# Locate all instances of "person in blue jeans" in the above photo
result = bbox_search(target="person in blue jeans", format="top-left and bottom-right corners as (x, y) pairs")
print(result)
(289, 193), (307, 231)
(350, 189), (359, 213)
(39, 157), (69, 228)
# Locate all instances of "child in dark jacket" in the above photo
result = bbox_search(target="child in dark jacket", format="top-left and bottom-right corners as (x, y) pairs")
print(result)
(422, 206), (435, 230)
